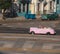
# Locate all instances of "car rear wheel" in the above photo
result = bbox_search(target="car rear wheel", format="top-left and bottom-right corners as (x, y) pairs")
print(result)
(31, 31), (35, 35)
(47, 32), (50, 35)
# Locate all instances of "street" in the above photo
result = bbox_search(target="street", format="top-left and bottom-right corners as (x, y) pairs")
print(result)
(0, 21), (60, 54)
(0, 0), (60, 53)
(0, 26), (60, 54)
(0, 36), (60, 54)
(0, 26), (60, 35)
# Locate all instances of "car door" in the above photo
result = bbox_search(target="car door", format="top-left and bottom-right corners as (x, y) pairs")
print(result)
(34, 28), (40, 34)
(38, 28), (44, 34)
(39, 27), (47, 34)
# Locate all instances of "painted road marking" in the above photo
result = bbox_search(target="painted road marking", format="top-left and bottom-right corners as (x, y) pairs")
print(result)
(42, 44), (60, 49)
(9, 53), (24, 54)
(0, 41), (4, 47)
(42, 44), (53, 49)
(3, 42), (14, 48)
(0, 39), (60, 53)
(0, 33), (59, 37)
(22, 41), (35, 49)
(0, 48), (60, 53)
(0, 36), (60, 42)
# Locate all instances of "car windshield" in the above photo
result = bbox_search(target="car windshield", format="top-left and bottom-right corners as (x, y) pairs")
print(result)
(38, 26), (46, 28)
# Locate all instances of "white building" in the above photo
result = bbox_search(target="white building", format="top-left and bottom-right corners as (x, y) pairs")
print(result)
(12, 0), (57, 17)
(30, 0), (57, 14)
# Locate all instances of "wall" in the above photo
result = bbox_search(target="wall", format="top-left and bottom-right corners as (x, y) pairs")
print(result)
(12, 0), (58, 16)
(57, 0), (60, 14)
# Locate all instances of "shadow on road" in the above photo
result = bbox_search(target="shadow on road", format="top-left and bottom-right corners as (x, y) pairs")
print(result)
(0, 27), (29, 34)
(0, 27), (60, 35)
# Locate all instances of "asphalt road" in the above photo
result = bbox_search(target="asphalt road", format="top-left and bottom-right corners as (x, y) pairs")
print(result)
(0, 37), (60, 54)
(0, 26), (60, 35)
(0, 26), (60, 54)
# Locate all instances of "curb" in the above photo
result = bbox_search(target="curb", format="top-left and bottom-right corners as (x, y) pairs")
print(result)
(0, 17), (60, 23)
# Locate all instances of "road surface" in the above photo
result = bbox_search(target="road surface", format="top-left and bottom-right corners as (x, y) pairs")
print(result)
(0, 22), (60, 54)
(0, 36), (60, 54)
(0, 26), (60, 35)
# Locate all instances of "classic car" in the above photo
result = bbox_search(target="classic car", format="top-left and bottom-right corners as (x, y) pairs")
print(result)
(29, 26), (56, 35)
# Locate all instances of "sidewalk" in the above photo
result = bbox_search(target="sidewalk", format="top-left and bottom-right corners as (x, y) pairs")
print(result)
(0, 16), (60, 23)
(0, 16), (26, 23)
(0, 16), (60, 29)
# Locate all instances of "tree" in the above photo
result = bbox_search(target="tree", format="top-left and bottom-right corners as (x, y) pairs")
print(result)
(0, 0), (12, 20)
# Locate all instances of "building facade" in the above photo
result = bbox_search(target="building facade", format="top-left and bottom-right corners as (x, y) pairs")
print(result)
(30, 0), (57, 14)
(13, 0), (59, 17)
(56, 0), (60, 14)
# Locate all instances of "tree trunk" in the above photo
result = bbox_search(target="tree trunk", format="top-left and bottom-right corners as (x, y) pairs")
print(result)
(2, 9), (6, 20)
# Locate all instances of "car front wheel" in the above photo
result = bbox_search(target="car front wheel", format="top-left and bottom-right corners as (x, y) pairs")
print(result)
(47, 32), (50, 35)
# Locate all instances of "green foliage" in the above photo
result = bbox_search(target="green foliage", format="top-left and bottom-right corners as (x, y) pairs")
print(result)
(0, 0), (12, 9)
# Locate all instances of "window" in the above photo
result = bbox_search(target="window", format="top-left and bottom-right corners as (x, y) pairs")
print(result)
(57, 0), (59, 4)
(19, 4), (21, 13)
(50, 1), (52, 10)
(39, 0), (44, 2)
(23, 4), (25, 12)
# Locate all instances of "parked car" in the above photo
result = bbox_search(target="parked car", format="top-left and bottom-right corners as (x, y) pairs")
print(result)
(25, 14), (36, 19)
(41, 13), (58, 20)
(29, 26), (56, 35)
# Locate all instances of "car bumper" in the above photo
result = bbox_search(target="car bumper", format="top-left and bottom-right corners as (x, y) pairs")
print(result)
(54, 32), (56, 35)
(51, 32), (56, 35)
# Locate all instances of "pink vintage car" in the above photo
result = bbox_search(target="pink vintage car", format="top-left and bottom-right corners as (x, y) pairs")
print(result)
(29, 26), (56, 35)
